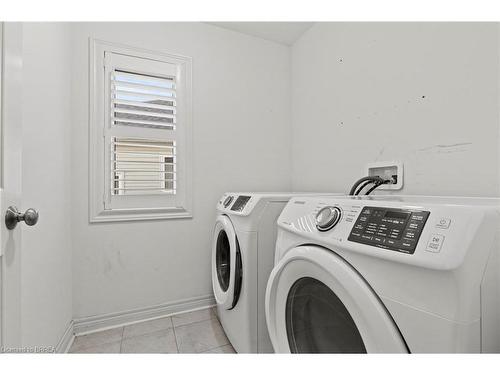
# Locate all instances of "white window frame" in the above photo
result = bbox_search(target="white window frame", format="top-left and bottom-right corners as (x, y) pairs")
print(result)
(89, 39), (192, 222)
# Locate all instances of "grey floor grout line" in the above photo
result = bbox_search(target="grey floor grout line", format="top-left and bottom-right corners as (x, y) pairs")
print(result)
(171, 318), (180, 353)
(119, 326), (124, 353)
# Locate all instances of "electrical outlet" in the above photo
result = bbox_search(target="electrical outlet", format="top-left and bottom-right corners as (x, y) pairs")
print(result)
(366, 161), (403, 190)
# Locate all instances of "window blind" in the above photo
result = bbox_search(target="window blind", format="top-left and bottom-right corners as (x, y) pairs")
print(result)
(111, 70), (176, 130)
(111, 137), (176, 195)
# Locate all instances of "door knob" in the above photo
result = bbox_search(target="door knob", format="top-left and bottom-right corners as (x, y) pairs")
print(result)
(5, 206), (39, 230)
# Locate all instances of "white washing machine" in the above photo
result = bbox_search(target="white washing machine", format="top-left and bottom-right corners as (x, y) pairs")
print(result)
(212, 192), (339, 353)
(265, 195), (500, 353)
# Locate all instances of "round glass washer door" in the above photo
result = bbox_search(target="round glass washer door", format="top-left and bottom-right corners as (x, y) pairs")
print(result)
(212, 215), (238, 310)
(265, 245), (408, 353)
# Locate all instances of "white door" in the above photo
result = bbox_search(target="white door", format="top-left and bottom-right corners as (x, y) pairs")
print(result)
(1, 22), (27, 350)
(211, 215), (242, 310)
(265, 245), (408, 353)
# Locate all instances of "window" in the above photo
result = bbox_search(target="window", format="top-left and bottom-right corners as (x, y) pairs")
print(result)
(90, 40), (192, 222)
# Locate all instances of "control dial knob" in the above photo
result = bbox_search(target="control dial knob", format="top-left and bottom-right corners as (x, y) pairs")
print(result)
(315, 206), (342, 232)
(223, 196), (234, 208)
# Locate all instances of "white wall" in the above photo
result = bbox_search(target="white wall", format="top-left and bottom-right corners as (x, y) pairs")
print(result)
(291, 23), (500, 196)
(70, 23), (292, 318)
(20, 22), (499, 338)
(21, 23), (73, 347)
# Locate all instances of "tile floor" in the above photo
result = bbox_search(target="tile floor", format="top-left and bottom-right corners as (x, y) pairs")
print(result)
(69, 307), (236, 354)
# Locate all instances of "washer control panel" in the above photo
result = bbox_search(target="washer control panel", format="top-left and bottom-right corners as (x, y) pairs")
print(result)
(348, 206), (430, 254)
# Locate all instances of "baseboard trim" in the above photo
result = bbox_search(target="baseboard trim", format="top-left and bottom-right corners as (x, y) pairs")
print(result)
(73, 294), (215, 336)
(56, 320), (75, 353)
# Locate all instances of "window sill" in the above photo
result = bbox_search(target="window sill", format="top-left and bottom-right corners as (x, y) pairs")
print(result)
(90, 207), (193, 223)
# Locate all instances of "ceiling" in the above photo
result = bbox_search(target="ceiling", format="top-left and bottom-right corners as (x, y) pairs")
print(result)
(207, 22), (314, 46)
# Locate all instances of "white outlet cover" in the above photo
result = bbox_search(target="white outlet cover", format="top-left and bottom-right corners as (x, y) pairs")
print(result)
(365, 161), (403, 190)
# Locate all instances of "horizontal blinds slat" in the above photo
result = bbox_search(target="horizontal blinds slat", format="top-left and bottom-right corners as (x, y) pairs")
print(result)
(113, 89), (176, 103)
(113, 160), (173, 165)
(112, 117), (174, 128)
(113, 141), (174, 149)
(115, 178), (175, 182)
(113, 167), (174, 172)
(112, 81), (176, 97)
(113, 92), (176, 106)
(115, 152), (174, 158)
(113, 70), (175, 88)
(112, 188), (175, 192)
(114, 99), (176, 111)
(114, 108), (175, 120)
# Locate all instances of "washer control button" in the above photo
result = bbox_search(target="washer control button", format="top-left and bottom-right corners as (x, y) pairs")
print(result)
(436, 218), (451, 229)
(315, 206), (342, 232)
(223, 196), (234, 208)
(426, 234), (445, 253)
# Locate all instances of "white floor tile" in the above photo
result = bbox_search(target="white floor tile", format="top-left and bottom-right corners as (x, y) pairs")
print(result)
(123, 317), (173, 339)
(70, 327), (124, 352)
(203, 344), (236, 354)
(121, 328), (178, 353)
(70, 341), (121, 353)
(175, 318), (229, 353)
(171, 308), (216, 327)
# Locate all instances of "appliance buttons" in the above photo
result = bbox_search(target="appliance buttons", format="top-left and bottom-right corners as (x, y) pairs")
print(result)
(426, 234), (445, 253)
(404, 230), (417, 239)
(223, 196), (233, 208)
(408, 222), (420, 230)
(436, 218), (451, 229)
(401, 239), (416, 249)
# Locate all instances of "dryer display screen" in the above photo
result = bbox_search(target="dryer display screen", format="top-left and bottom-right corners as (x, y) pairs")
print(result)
(231, 195), (251, 212)
(384, 211), (410, 220)
(348, 206), (430, 254)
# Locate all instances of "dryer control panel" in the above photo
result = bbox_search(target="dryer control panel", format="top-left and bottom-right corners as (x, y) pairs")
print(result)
(230, 195), (251, 212)
(217, 193), (259, 216)
(348, 206), (430, 254)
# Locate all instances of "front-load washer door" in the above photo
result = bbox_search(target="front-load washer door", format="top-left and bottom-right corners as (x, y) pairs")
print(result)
(212, 215), (242, 310)
(265, 246), (408, 353)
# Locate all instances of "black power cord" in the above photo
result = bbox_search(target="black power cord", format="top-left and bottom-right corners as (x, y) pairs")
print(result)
(349, 176), (385, 195)
(349, 175), (394, 195)
(365, 179), (391, 195)
(354, 180), (375, 195)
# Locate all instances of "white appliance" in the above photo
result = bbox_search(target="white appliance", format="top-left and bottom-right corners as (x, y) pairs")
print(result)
(265, 195), (500, 353)
(212, 192), (338, 353)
